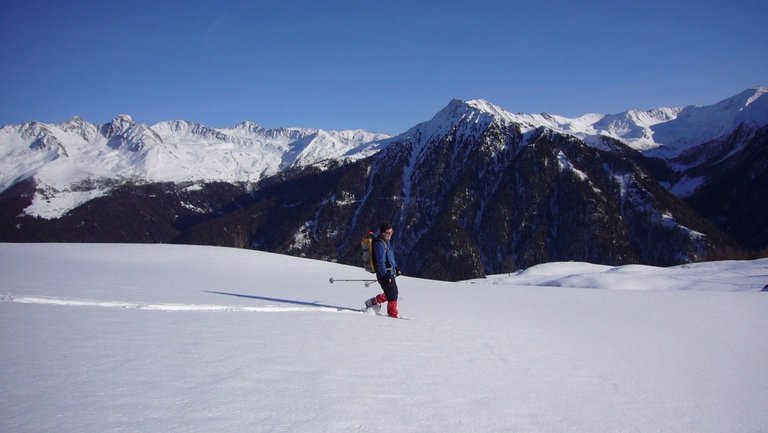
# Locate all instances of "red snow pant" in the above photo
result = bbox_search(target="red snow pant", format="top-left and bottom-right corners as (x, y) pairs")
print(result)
(374, 274), (399, 318)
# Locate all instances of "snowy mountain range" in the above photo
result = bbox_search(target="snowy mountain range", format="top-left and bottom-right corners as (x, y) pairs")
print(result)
(378, 86), (768, 162)
(476, 87), (768, 156)
(1, 87), (766, 219)
(0, 116), (388, 217)
(1, 88), (767, 279)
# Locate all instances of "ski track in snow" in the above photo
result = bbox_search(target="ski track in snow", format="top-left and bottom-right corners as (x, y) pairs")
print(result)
(0, 294), (362, 314)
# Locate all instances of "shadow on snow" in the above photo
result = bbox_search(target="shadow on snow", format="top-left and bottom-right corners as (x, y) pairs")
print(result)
(203, 290), (362, 313)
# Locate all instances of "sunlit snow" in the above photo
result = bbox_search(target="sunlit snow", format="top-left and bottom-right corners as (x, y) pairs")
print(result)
(2, 243), (767, 433)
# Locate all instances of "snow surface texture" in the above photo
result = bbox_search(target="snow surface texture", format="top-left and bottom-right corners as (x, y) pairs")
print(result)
(2, 87), (766, 218)
(1, 243), (767, 433)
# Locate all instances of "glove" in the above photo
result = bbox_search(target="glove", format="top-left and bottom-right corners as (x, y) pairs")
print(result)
(396, 267), (402, 277)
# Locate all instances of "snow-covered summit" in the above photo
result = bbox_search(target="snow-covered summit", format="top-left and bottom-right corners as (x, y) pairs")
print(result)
(410, 87), (768, 156)
(104, 114), (136, 137)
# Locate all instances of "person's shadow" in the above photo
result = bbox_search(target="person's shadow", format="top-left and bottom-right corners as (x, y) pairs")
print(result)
(204, 290), (361, 313)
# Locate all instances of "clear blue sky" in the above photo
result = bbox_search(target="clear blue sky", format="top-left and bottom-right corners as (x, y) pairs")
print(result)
(1, 0), (766, 134)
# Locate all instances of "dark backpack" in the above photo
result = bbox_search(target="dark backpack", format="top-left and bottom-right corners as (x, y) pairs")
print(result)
(360, 231), (377, 273)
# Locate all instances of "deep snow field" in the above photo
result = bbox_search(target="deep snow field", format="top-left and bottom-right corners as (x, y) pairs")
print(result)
(1, 243), (767, 433)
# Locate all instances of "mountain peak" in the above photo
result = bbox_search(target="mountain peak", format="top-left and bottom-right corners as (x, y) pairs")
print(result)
(434, 98), (507, 116)
(739, 86), (767, 105)
(102, 114), (136, 138)
(234, 121), (264, 133)
(58, 115), (98, 142)
(426, 98), (508, 131)
(465, 99), (513, 117)
(113, 114), (134, 124)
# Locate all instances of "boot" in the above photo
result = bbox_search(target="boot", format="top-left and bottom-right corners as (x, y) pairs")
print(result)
(387, 300), (399, 318)
(363, 296), (383, 314)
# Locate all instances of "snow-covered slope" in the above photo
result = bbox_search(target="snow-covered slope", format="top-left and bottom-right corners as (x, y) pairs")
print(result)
(1, 243), (766, 433)
(475, 260), (768, 291)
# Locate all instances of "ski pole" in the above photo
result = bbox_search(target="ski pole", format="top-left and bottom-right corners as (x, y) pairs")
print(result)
(329, 277), (377, 287)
